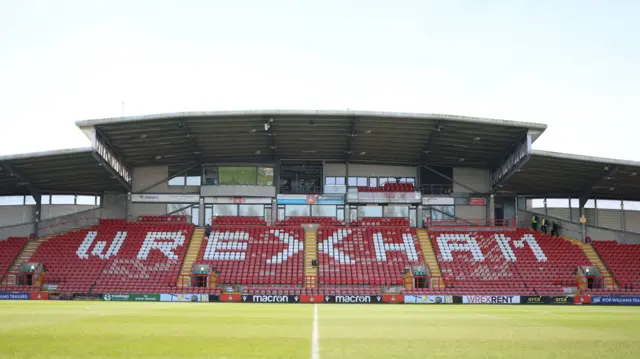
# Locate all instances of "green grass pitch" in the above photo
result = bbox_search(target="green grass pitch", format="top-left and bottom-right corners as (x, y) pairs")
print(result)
(0, 302), (639, 358)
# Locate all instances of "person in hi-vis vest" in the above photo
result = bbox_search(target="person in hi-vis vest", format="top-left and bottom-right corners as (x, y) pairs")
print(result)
(531, 215), (538, 231)
(541, 218), (548, 233)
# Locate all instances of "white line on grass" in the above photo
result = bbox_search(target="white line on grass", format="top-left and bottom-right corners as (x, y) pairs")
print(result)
(311, 304), (320, 359)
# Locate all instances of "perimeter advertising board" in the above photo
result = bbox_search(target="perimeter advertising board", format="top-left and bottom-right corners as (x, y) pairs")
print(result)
(462, 295), (520, 304)
(591, 296), (640, 305)
(0, 292), (29, 300)
(405, 295), (454, 304)
(160, 294), (210, 302)
(102, 294), (160, 302)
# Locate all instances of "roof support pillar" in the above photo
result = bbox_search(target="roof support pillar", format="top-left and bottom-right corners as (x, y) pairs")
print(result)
(421, 165), (480, 193)
(578, 166), (619, 208)
(491, 134), (532, 190)
(1, 163), (42, 238)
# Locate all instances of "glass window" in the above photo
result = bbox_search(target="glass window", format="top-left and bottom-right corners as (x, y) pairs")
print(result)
(96, 196), (101, 206)
(257, 167), (274, 186)
(430, 205), (455, 220)
(384, 205), (409, 217)
(312, 205), (337, 217)
(205, 205), (213, 225)
(285, 205), (310, 217)
(51, 195), (75, 204)
(212, 204), (238, 216)
(348, 177), (358, 186)
(191, 207), (199, 226)
(358, 206), (383, 218)
(237, 167), (257, 185)
(369, 178), (377, 187)
(186, 176), (201, 186)
(379, 178), (388, 185)
(335, 177), (345, 185)
(239, 204), (264, 216)
(219, 167), (237, 185)
(399, 178), (407, 183)
(407, 177), (416, 183)
(24, 196), (37, 205)
(203, 167), (219, 185)
(357, 177), (367, 186)
(325, 177), (336, 185)
(76, 195), (96, 205)
(0, 196), (25, 206)
(624, 201), (640, 211)
(168, 176), (185, 186)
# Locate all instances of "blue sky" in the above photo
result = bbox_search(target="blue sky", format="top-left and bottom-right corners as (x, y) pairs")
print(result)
(0, 0), (638, 161)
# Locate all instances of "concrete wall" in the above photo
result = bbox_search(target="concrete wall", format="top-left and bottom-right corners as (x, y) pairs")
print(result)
(518, 210), (640, 244)
(102, 192), (128, 220)
(452, 167), (490, 193)
(456, 205), (487, 222)
(324, 163), (417, 178)
(132, 166), (200, 194)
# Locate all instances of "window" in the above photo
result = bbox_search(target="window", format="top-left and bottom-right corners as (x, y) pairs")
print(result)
(257, 167), (274, 186)
(186, 176), (202, 186)
(312, 205), (337, 217)
(24, 196), (37, 205)
(168, 176), (185, 186)
(369, 177), (377, 187)
(348, 177), (358, 186)
(407, 177), (416, 183)
(285, 205), (310, 217)
(0, 196), (24, 206)
(430, 205), (455, 220)
(236, 167), (257, 185)
(384, 205), (409, 217)
(335, 177), (345, 185)
(51, 195), (74, 205)
(356, 177), (367, 186)
(358, 206), (383, 217)
(76, 195), (97, 205)
(203, 167), (219, 185)
(325, 177), (336, 185)
(239, 204), (264, 216)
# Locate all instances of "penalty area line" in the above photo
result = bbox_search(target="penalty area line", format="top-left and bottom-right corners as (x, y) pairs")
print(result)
(311, 304), (320, 359)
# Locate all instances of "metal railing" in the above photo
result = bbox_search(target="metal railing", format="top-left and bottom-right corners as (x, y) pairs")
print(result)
(426, 218), (517, 231)
(421, 184), (453, 195)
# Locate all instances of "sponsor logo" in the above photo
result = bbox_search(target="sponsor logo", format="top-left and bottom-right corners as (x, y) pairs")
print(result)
(463, 295), (520, 304)
(252, 295), (289, 303)
(335, 295), (371, 303)
(592, 296), (640, 305)
(0, 292), (30, 300)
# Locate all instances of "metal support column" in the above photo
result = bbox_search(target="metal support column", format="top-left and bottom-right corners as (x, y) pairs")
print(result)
(621, 200), (625, 231)
(199, 197), (205, 227)
(489, 194), (495, 225)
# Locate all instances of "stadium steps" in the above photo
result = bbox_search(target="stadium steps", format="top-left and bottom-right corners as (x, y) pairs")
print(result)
(177, 227), (205, 287)
(303, 228), (318, 288)
(416, 229), (444, 288)
(4, 236), (51, 281)
(565, 237), (617, 289)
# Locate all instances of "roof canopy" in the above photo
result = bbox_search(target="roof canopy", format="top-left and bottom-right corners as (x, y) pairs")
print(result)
(0, 148), (127, 196)
(76, 110), (546, 168)
(498, 150), (640, 201)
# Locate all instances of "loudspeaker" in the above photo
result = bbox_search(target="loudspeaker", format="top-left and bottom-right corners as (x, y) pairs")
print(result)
(311, 259), (318, 267)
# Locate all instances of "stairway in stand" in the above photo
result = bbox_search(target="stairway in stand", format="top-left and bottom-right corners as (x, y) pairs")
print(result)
(565, 236), (617, 289)
(303, 228), (318, 288)
(416, 228), (445, 289)
(177, 227), (205, 288)
(2, 235), (50, 285)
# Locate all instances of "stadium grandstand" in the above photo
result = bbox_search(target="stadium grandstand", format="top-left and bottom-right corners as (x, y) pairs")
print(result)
(1, 110), (640, 299)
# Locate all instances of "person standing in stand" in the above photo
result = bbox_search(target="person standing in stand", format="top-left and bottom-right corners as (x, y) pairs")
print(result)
(531, 215), (538, 231)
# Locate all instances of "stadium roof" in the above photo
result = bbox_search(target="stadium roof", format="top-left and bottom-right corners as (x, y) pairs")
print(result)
(76, 110), (547, 168)
(497, 150), (640, 201)
(0, 148), (128, 196)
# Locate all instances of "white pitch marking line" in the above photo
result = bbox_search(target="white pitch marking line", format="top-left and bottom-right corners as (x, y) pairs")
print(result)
(311, 304), (320, 359)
